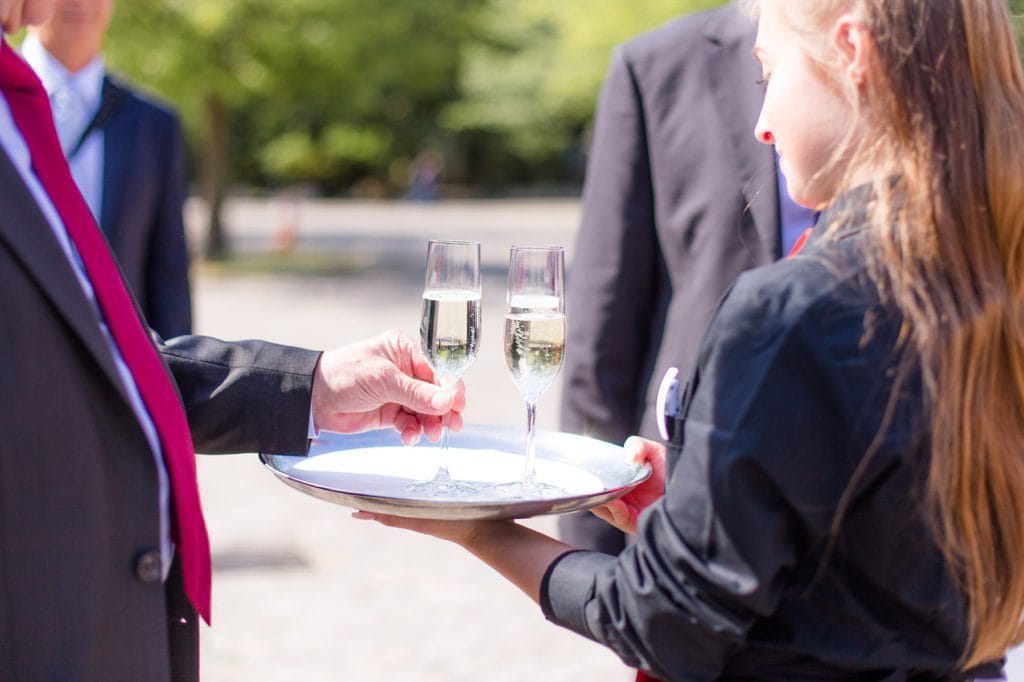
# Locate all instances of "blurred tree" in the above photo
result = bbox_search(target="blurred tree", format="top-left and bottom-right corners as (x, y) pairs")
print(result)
(1014, 0), (1024, 46)
(442, 0), (727, 184)
(104, 0), (486, 258)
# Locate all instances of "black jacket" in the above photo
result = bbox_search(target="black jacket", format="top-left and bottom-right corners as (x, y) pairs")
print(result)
(543, 197), (1003, 680)
(559, 3), (780, 446)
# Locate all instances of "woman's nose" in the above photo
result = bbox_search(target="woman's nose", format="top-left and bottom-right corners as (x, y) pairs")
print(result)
(754, 109), (774, 145)
(756, 128), (774, 145)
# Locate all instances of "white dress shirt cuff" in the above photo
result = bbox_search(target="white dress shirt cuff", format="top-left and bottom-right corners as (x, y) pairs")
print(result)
(308, 405), (320, 440)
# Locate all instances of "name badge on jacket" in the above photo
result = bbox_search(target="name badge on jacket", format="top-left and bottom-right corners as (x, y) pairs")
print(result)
(656, 367), (680, 442)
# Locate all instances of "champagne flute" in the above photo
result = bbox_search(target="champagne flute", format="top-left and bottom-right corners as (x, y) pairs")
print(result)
(407, 240), (481, 497)
(497, 245), (567, 498)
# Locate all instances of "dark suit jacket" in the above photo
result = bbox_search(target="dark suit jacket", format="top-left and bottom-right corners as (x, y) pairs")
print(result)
(96, 74), (192, 339)
(0, 147), (318, 681)
(560, 4), (779, 447)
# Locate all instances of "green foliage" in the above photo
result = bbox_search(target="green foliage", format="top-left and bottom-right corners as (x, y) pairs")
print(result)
(446, 0), (725, 168)
(102, 0), (727, 191)
(258, 125), (392, 182)
(1014, 0), (1024, 48)
(105, 0), (487, 189)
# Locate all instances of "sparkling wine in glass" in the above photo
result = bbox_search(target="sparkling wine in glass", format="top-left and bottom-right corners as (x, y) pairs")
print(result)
(497, 246), (567, 498)
(407, 240), (481, 497)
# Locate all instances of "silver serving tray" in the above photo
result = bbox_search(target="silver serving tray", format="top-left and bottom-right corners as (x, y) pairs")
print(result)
(259, 424), (651, 520)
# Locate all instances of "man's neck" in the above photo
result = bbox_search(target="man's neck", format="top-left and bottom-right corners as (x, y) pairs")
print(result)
(27, 28), (103, 74)
(40, 42), (101, 74)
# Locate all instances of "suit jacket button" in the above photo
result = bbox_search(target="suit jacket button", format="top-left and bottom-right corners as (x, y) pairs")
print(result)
(135, 551), (162, 583)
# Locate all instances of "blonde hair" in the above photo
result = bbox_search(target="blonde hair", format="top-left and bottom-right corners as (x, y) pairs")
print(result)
(744, 0), (1024, 668)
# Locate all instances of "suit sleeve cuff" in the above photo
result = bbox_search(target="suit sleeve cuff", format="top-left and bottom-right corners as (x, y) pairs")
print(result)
(540, 549), (617, 638)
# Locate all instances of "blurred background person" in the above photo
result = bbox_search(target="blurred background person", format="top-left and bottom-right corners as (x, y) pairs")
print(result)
(558, 1), (816, 554)
(23, 0), (192, 338)
(406, 148), (443, 202)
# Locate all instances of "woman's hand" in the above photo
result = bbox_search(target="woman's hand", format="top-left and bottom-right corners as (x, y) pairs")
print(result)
(591, 436), (666, 535)
(351, 511), (493, 547)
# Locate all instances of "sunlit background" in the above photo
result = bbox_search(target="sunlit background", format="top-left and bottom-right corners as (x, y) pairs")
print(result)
(8, 1), (1024, 678)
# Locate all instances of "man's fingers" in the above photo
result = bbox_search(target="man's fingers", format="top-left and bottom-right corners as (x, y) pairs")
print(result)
(394, 411), (423, 445)
(420, 413), (445, 443)
(409, 348), (438, 384)
(381, 371), (456, 415)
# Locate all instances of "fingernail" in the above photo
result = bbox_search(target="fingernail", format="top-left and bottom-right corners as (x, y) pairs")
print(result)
(351, 511), (375, 521)
(430, 391), (451, 410)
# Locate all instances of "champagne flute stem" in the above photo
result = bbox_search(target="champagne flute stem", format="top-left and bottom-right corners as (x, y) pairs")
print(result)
(433, 418), (453, 484)
(521, 399), (538, 485)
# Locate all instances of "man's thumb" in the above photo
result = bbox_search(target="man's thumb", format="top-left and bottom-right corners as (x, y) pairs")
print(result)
(388, 373), (452, 414)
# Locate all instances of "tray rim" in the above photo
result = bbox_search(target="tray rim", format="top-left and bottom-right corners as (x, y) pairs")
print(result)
(258, 424), (652, 520)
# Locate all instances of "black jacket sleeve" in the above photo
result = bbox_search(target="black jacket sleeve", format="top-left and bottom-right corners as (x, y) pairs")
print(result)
(161, 335), (320, 456)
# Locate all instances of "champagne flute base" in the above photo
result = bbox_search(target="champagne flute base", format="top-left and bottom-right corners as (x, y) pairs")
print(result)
(405, 476), (478, 499)
(487, 479), (568, 501)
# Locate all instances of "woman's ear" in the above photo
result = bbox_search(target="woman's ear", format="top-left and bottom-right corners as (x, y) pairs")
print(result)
(834, 13), (873, 86)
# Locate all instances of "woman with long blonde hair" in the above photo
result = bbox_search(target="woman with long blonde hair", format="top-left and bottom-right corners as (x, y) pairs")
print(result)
(359, 1), (1024, 678)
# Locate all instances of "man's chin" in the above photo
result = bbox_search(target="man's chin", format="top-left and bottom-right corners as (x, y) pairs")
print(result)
(20, 0), (57, 29)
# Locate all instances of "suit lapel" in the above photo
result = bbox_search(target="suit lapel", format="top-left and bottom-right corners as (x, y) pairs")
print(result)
(702, 5), (782, 259)
(99, 75), (129, 242)
(0, 146), (133, 406)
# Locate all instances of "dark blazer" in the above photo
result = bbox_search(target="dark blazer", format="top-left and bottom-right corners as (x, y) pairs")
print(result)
(0, 147), (318, 681)
(96, 74), (192, 339)
(560, 4), (779, 447)
(558, 4), (780, 553)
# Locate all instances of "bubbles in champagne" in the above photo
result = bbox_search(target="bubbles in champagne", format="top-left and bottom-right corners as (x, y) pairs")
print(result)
(421, 289), (481, 380)
(504, 296), (566, 401)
